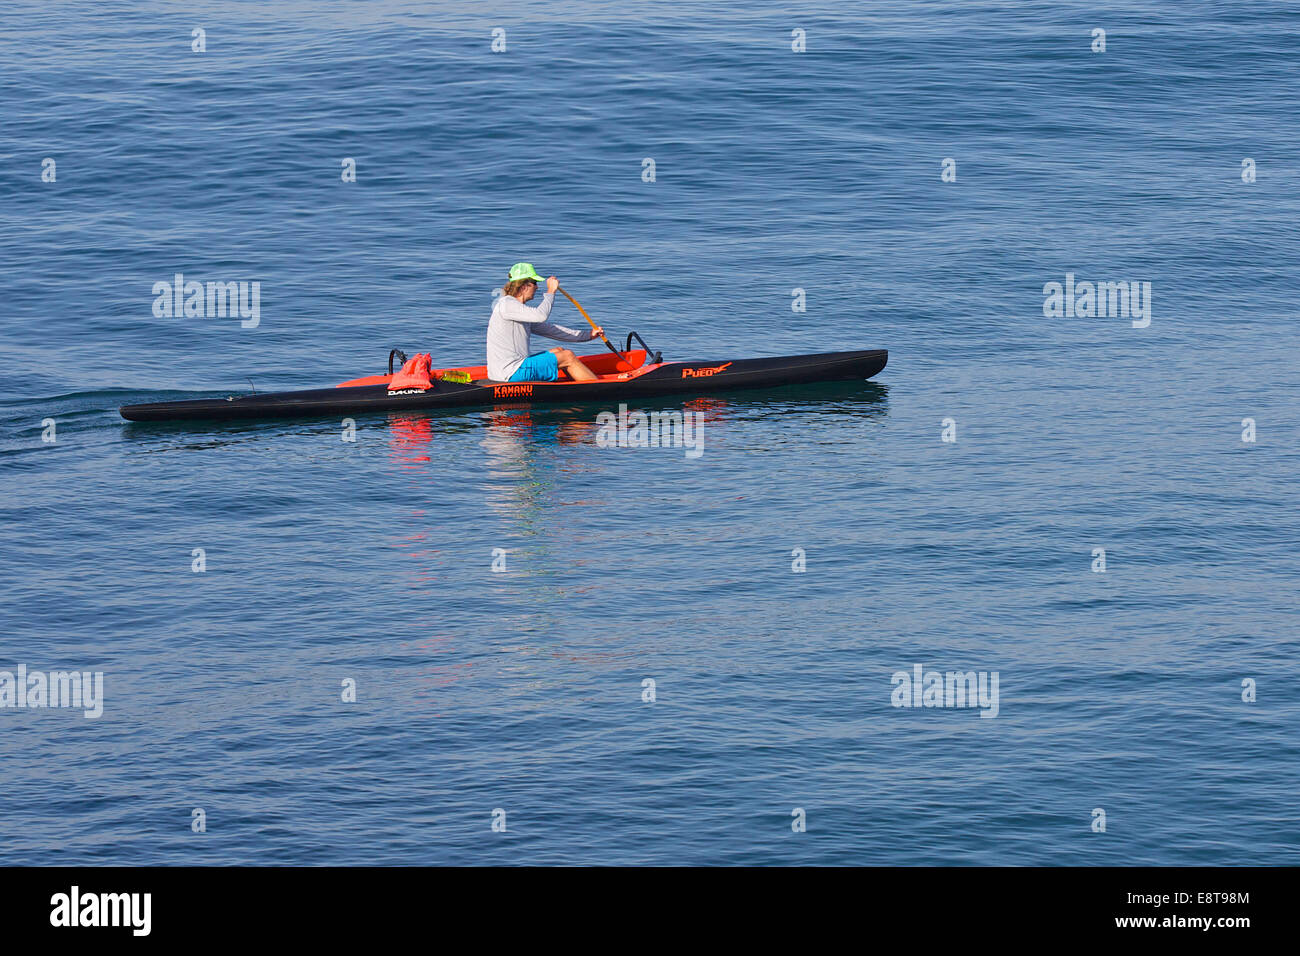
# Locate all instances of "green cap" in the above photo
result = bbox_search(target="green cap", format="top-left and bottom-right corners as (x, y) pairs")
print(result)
(507, 262), (544, 283)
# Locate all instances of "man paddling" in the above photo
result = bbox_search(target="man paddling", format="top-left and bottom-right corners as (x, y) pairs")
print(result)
(487, 263), (603, 382)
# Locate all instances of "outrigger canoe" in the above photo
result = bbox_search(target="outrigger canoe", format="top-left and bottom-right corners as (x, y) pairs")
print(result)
(119, 336), (887, 423)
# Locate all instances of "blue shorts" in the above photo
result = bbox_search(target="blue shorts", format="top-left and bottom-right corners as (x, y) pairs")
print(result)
(508, 350), (559, 382)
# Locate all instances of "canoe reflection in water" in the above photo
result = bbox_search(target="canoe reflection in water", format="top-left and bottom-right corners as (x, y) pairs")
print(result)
(383, 381), (890, 470)
(386, 416), (435, 467)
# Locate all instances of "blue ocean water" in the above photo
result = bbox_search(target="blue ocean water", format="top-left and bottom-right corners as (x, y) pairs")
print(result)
(1, 1), (1297, 865)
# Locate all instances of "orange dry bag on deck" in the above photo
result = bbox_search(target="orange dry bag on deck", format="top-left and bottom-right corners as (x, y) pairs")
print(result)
(388, 353), (433, 391)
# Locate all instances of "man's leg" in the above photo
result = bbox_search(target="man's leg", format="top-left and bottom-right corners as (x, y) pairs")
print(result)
(551, 347), (598, 382)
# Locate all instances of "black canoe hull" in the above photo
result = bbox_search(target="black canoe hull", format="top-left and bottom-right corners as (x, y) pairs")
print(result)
(119, 349), (887, 423)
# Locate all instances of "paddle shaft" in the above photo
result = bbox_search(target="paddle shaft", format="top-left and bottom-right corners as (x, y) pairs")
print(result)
(557, 287), (622, 357)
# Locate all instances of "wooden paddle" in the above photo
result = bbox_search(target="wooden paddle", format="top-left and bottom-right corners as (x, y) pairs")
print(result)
(557, 286), (623, 358)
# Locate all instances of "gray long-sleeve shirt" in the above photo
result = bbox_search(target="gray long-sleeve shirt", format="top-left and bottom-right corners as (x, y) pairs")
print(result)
(486, 291), (595, 380)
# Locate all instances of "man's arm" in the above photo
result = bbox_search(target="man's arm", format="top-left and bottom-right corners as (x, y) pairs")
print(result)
(496, 292), (556, 324)
(533, 321), (596, 343)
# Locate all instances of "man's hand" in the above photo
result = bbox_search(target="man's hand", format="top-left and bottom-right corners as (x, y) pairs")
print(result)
(546, 276), (559, 294)
(589, 326), (604, 340)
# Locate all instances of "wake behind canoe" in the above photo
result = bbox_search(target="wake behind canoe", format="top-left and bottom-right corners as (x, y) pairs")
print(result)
(119, 349), (887, 423)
